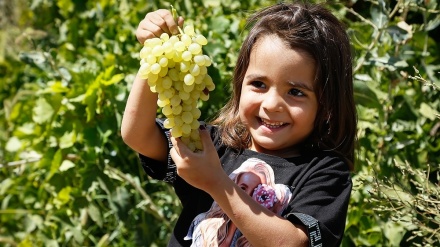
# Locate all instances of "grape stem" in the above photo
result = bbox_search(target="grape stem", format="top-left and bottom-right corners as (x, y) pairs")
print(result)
(170, 5), (184, 35)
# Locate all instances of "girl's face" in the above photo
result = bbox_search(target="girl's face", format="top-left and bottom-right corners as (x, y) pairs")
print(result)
(239, 35), (318, 157)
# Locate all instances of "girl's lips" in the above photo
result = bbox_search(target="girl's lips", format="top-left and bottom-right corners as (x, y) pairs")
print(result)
(258, 117), (288, 129)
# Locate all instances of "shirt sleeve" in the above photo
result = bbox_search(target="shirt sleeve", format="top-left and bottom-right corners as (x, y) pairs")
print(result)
(284, 155), (352, 247)
(138, 118), (176, 182)
(138, 119), (220, 183)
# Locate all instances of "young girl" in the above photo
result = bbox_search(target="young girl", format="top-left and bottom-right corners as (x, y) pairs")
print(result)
(122, 2), (357, 247)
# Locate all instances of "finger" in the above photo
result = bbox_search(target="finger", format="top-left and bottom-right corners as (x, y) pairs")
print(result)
(148, 10), (172, 34)
(139, 12), (169, 38)
(176, 16), (185, 31)
(170, 136), (190, 157)
(170, 146), (180, 162)
(170, 136), (180, 153)
(137, 10), (172, 43)
(198, 127), (215, 152)
(136, 20), (160, 43)
(156, 9), (184, 35)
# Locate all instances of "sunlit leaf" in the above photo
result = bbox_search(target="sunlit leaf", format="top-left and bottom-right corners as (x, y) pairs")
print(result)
(17, 237), (33, 247)
(386, 25), (411, 43)
(56, 186), (72, 206)
(5, 137), (22, 152)
(59, 160), (75, 172)
(47, 149), (63, 181)
(203, 0), (221, 7)
(59, 131), (76, 149)
(370, 4), (388, 29)
(0, 178), (14, 195)
(101, 73), (125, 86)
(419, 102), (439, 121)
(88, 203), (103, 227)
(24, 214), (43, 233)
(426, 14), (440, 31)
(33, 97), (54, 124)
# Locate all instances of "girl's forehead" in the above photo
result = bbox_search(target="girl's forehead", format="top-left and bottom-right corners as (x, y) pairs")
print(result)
(252, 34), (315, 62)
(246, 35), (317, 87)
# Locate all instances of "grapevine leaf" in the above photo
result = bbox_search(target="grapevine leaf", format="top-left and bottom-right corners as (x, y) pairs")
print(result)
(101, 73), (125, 86)
(5, 137), (22, 152)
(354, 80), (382, 109)
(59, 131), (76, 149)
(55, 186), (72, 206)
(59, 160), (75, 172)
(88, 203), (103, 227)
(419, 103), (439, 121)
(47, 149), (63, 181)
(33, 97), (54, 124)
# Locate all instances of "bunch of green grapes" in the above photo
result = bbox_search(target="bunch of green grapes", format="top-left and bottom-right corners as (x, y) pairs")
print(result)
(138, 23), (215, 151)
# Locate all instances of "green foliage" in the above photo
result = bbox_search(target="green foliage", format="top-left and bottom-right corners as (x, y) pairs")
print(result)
(0, 0), (439, 246)
(365, 160), (440, 246)
(340, 0), (440, 246)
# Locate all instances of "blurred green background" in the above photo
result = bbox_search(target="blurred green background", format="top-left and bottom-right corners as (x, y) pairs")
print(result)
(1, 0), (439, 246)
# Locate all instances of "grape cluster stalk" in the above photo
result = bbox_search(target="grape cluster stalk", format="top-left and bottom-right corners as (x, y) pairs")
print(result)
(138, 24), (215, 151)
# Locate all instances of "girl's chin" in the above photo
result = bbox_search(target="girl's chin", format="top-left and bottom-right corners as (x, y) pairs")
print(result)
(250, 138), (282, 151)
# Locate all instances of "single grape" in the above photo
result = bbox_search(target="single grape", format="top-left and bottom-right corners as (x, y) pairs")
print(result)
(184, 74), (195, 85)
(174, 41), (185, 52)
(189, 64), (200, 76)
(188, 43), (202, 55)
(195, 34), (208, 45)
(163, 118), (175, 129)
(182, 51), (192, 61)
(193, 55), (205, 66)
(184, 25), (195, 36)
(181, 34), (192, 47)
(171, 126), (183, 137)
(181, 111), (193, 124)
(182, 124), (192, 135)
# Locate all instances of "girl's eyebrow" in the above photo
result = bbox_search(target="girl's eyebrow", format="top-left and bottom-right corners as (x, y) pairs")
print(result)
(245, 73), (266, 81)
(245, 73), (315, 92)
(287, 81), (315, 92)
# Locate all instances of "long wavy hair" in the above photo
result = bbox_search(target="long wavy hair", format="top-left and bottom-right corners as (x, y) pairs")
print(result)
(211, 2), (357, 170)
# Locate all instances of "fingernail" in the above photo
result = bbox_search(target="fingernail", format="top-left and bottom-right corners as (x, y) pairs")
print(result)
(199, 121), (206, 130)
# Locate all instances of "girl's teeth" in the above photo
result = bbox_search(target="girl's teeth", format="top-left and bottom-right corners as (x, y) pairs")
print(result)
(261, 119), (284, 128)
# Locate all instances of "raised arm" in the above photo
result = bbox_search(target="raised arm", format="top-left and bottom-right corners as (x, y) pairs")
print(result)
(121, 10), (184, 162)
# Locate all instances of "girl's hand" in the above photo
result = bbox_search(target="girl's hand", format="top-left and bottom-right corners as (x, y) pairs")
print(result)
(136, 9), (184, 44)
(170, 128), (226, 191)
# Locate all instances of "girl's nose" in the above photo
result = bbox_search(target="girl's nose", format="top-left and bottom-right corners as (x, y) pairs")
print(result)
(261, 91), (283, 112)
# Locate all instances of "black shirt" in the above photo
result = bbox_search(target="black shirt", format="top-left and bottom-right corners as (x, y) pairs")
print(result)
(139, 120), (352, 247)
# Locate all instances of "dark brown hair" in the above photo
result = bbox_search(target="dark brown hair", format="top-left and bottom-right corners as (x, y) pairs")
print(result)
(212, 2), (357, 169)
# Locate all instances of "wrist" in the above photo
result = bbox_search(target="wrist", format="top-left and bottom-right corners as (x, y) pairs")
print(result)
(204, 170), (233, 197)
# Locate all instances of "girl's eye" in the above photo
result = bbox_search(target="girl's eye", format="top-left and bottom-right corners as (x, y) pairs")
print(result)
(289, 88), (305, 97)
(250, 81), (266, 89)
